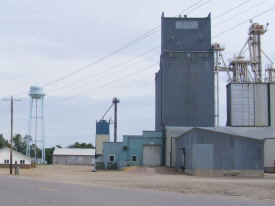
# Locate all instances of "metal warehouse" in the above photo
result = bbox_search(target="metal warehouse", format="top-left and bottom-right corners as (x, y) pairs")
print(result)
(53, 148), (95, 165)
(165, 126), (275, 176)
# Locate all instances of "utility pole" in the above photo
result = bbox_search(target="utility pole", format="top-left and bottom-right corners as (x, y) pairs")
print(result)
(112, 97), (120, 142)
(3, 96), (21, 174)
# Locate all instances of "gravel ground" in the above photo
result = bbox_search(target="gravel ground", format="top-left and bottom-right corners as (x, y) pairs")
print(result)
(1, 165), (275, 202)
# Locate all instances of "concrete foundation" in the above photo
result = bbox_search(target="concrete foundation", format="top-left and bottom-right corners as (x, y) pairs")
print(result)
(185, 169), (264, 177)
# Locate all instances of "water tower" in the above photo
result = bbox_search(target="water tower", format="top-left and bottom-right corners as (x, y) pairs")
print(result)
(26, 84), (45, 163)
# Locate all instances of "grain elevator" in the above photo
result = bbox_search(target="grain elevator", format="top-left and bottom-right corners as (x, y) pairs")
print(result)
(155, 13), (214, 131)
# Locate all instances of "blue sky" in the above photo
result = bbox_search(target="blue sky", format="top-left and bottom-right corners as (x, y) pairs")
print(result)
(0, 0), (275, 148)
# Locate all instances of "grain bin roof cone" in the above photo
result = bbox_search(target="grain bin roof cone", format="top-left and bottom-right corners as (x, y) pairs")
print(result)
(29, 84), (45, 99)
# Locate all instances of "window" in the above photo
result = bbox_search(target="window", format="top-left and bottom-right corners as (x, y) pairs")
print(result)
(131, 155), (137, 162)
(20, 160), (25, 164)
(4, 159), (9, 164)
(109, 155), (115, 162)
(176, 21), (198, 29)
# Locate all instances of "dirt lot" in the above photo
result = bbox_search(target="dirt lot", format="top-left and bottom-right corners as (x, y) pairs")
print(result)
(1, 165), (275, 202)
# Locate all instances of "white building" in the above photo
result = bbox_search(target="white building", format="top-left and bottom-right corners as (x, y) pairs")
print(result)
(0, 148), (32, 168)
(53, 148), (95, 165)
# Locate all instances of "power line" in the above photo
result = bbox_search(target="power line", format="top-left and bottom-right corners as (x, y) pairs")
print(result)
(9, 0), (208, 97)
(45, 63), (158, 105)
(0, 110), (10, 120)
(1, 1), (271, 112)
(43, 0), (257, 96)
(28, 6), (275, 108)
(42, 0), (208, 87)
(37, 6), (275, 106)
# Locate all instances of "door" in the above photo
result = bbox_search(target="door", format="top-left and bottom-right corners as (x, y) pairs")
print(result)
(143, 145), (161, 166)
(57, 156), (67, 165)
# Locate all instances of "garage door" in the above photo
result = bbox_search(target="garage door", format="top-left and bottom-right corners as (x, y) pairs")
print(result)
(143, 145), (161, 166)
(57, 156), (67, 165)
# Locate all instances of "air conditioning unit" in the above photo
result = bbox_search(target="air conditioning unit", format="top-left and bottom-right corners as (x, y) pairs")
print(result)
(123, 146), (128, 150)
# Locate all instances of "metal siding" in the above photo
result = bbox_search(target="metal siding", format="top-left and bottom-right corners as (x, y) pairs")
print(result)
(254, 84), (269, 126)
(57, 156), (66, 165)
(155, 70), (162, 131)
(96, 121), (110, 134)
(264, 139), (275, 168)
(143, 131), (163, 138)
(270, 84), (275, 129)
(161, 51), (214, 128)
(96, 134), (110, 155)
(156, 15), (214, 130)
(143, 145), (161, 166)
(122, 136), (163, 166)
(171, 138), (177, 167)
(66, 155), (93, 165)
(176, 129), (264, 171)
(102, 142), (123, 167)
(165, 130), (171, 167)
(227, 84), (232, 125)
(161, 16), (211, 53)
(229, 83), (255, 126)
(192, 144), (213, 170)
(53, 155), (58, 165)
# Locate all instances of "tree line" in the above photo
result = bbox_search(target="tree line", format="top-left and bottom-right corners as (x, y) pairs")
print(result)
(0, 134), (94, 164)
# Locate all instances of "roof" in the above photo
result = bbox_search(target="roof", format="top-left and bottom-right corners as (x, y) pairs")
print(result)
(0, 147), (32, 160)
(53, 148), (95, 156)
(166, 126), (275, 140)
(203, 127), (275, 140)
(166, 127), (193, 138)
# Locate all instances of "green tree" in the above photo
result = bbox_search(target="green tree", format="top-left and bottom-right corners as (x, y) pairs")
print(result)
(86, 143), (94, 148)
(45, 147), (55, 164)
(0, 134), (10, 148)
(30, 143), (42, 158)
(68, 142), (94, 149)
(56, 145), (62, 148)
(12, 134), (27, 154)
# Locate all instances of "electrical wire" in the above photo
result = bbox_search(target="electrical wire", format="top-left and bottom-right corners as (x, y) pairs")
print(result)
(23, 5), (275, 108)
(1, 1), (271, 112)
(9, 0), (208, 97)
(41, 0), (254, 97)
(43, 0), (259, 97)
(0, 110), (10, 120)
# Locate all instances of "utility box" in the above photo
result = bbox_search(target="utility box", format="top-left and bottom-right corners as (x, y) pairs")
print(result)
(95, 162), (105, 170)
(107, 162), (117, 170)
(16, 167), (20, 175)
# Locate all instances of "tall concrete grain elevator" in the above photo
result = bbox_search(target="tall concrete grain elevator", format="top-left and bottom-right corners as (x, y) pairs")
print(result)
(155, 13), (214, 131)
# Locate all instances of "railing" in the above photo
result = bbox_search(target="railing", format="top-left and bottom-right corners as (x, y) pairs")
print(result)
(124, 161), (139, 167)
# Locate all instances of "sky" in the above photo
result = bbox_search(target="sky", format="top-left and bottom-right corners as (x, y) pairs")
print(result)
(0, 0), (275, 149)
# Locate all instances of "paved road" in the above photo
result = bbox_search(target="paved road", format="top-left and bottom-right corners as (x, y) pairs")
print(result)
(0, 175), (273, 206)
